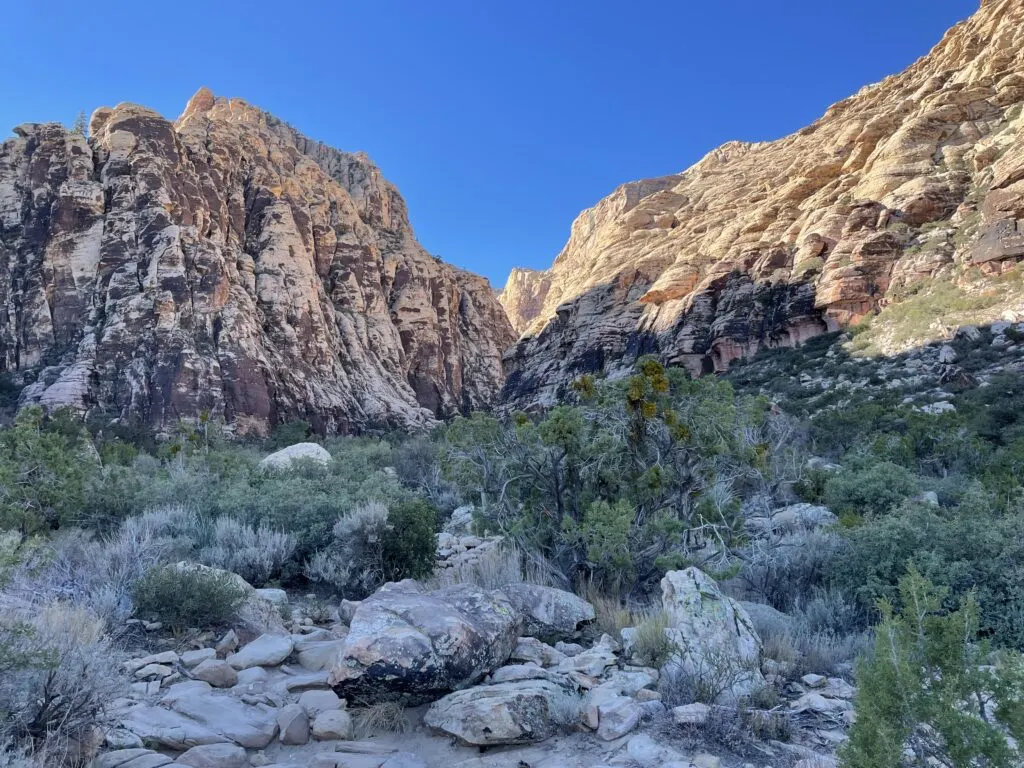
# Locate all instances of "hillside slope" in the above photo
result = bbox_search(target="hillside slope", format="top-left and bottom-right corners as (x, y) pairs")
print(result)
(501, 0), (1024, 407)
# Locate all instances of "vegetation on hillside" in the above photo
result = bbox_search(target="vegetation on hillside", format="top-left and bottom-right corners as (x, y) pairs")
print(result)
(1, 345), (1023, 765)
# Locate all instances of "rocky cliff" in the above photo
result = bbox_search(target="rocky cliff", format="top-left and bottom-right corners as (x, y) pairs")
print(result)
(501, 0), (1024, 407)
(0, 89), (515, 434)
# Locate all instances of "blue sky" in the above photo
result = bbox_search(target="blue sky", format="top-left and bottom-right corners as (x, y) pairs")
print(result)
(0, 0), (977, 288)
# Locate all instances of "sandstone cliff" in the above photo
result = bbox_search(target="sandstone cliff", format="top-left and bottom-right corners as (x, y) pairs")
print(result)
(0, 89), (515, 434)
(501, 0), (1024, 407)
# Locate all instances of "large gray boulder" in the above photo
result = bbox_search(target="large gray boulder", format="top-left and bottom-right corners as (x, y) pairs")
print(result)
(168, 692), (279, 748)
(424, 678), (572, 746)
(259, 442), (332, 471)
(174, 744), (248, 768)
(500, 583), (595, 643)
(661, 568), (765, 702)
(328, 580), (520, 704)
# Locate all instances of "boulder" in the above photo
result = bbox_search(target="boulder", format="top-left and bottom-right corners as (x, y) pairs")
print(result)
(181, 649), (217, 668)
(169, 692), (279, 748)
(259, 443), (332, 471)
(595, 695), (641, 740)
(557, 634), (618, 677)
(500, 583), (595, 643)
(174, 744), (248, 768)
(255, 588), (288, 605)
(626, 734), (686, 766)
(660, 568), (765, 702)
(311, 710), (354, 740)
(424, 679), (569, 745)
(328, 581), (519, 704)
(672, 702), (712, 725)
(190, 659), (238, 688)
(119, 705), (230, 750)
(94, 750), (172, 768)
(511, 636), (567, 667)
(298, 689), (343, 718)
(227, 634), (294, 669)
(297, 639), (345, 671)
(276, 703), (309, 745)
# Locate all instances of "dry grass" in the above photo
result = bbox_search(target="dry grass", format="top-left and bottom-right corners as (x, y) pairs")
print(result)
(631, 609), (675, 667)
(353, 702), (409, 737)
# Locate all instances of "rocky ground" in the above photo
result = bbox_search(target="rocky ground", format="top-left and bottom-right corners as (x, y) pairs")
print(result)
(726, 320), (1024, 417)
(92, 559), (848, 768)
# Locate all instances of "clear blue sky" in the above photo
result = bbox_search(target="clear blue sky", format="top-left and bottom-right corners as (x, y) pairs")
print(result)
(0, 0), (977, 288)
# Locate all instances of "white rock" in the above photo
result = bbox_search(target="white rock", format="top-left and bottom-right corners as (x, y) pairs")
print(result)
(595, 695), (640, 740)
(190, 659), (238, 688)
(660, 568), (765, 702)
(298, 689), (343, 717)
(227, 634), (294, 669)
(181, 649), (217, 668)
(175, 743), (248, 768)
(311, 709), (354, 740)
(276, 703), (309, 745)
(259, 442), (331, 471)
(672, 702), (711, 725)
(255, 588), (288, 605)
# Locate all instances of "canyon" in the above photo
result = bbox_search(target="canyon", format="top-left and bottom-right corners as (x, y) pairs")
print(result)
(499, 0), (1024, 408)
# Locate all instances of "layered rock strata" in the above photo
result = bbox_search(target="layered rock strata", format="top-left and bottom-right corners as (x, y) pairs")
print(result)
(501, 0), (1024, 407)
(0, 88), (515, 433)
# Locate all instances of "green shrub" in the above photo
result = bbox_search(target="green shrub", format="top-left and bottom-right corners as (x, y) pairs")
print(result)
(630, 610), (675, 667)
(822, 461), (919, 522)
(132, 564), (247, 631)
(381, 498), (437, 582)
(0, 407), (92, 534)
(841, 568), (1024, 768)
(305, 498), (438, 597)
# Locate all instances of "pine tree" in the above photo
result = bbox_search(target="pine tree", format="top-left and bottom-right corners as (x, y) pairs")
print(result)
(841, 567), (1024, 768)
(70, 110), (87, 135)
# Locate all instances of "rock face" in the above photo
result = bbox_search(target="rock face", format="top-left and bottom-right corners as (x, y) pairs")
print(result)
(0, 88), (515, 434)
(501, 0), (1024, 407)
(660, 568), (765, 702)
(328, 580), (520, 704)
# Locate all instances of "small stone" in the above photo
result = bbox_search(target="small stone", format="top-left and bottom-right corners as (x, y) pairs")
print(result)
(175, 743), (248, 768)
(190, 658), (238, 688)
(801, 673), (827, 688)
(215, 629), (239, 655)
(299, 689), (343, 717)
(312, 709), (354, 740)
(672, 702), (711, 725)
(134, 663), (173, 680)
(277, 703), (310, 745)
(181, 648), (217, 668)
(693, 755), (722, 768)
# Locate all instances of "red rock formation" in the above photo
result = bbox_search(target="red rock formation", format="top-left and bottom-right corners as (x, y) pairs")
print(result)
(0, 89), (515, 434)
(501, 0), (1024, 407)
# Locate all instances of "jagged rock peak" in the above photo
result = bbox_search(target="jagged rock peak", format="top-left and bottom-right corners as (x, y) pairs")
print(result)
(0, 89), (516, 435)
(500, 0), (1024, 409)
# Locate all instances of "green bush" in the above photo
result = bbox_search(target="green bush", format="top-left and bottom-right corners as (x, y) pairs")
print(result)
(630, 610), (675, 667)
(0, 407), (92, 534)
(841, 568), (1024, 768)
(132, 564), (248, 631)
(822, 461), (920, 523)
(832, 490), (1024, 649)
(381, 498), (437, 582)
